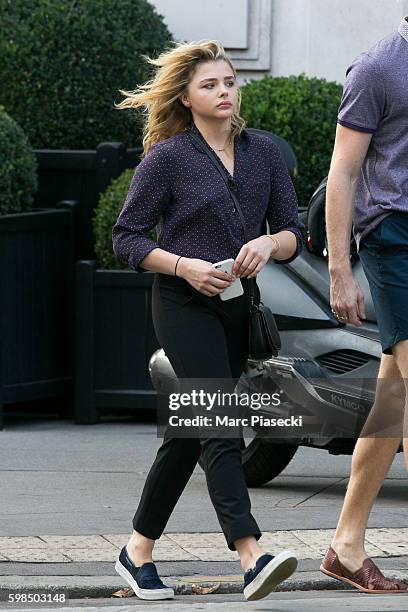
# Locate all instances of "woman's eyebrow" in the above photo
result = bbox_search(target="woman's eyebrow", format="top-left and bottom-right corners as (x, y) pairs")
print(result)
(199, 76), (236, 83)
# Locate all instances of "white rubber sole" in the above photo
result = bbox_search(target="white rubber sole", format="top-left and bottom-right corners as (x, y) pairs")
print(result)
(114, 559), (175, 600)
(243, 550), (298, 601)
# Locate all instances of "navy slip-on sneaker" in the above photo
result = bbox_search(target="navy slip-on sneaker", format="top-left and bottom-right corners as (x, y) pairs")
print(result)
(243, 550), (298, 601)
(114, 545), (174, 600)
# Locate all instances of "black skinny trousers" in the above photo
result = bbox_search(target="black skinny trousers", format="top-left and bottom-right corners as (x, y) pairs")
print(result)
(132, 272), (262, 551)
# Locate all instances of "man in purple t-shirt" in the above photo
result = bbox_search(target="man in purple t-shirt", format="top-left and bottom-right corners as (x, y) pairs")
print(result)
(321, 17), (408, 593)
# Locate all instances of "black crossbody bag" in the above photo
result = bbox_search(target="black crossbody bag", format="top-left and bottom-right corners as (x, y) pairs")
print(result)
(189, 131), (281, 360)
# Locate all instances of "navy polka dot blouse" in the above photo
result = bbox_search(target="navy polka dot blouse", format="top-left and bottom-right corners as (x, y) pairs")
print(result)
(112, 121), (303, 272)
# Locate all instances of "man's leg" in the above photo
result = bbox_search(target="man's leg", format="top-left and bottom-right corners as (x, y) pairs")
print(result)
(390, 339), (408, 469)
(330, 353), (404, 572)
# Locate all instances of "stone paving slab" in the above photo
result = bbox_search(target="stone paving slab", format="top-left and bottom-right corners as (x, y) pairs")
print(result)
(0, 538), (49, 549)
(0, 528), (406, 563)
(1, 550), (69, 563)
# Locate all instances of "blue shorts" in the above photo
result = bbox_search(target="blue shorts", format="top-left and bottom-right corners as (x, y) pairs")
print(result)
(359, 212), (408, 355)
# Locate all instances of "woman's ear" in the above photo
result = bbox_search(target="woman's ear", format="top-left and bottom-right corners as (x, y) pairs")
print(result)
(179, 94), (191, 108)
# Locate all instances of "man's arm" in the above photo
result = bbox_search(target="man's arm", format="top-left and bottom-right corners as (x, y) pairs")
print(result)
(326, 124), (372, 326)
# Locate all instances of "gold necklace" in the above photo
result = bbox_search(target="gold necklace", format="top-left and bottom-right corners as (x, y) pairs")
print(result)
(212, 135), (233, 152)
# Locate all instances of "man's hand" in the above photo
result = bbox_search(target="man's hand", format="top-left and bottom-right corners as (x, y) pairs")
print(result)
(326, 125), (372, 327)
(232, 236), (277, 278)
(330, 265), (366, 326)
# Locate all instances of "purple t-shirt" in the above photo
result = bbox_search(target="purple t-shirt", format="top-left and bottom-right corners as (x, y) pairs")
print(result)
(337, 17), (408, 249)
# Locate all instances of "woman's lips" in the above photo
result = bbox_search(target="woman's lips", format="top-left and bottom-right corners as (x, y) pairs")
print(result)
(217, 102), (232, 107)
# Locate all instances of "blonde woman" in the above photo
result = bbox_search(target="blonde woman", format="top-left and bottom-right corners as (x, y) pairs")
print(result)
(112, 40), (303, 602)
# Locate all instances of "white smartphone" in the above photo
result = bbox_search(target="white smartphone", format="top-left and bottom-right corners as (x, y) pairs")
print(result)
(212, 258), (244, 301)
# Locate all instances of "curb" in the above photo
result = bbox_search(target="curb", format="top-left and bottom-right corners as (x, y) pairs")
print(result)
(0, 570), (407, 599)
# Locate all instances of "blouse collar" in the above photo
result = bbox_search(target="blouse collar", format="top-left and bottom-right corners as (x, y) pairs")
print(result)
(187, 119), (249, 151)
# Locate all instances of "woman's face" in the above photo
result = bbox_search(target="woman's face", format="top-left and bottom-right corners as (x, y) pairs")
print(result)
(180, 59), (239, 121)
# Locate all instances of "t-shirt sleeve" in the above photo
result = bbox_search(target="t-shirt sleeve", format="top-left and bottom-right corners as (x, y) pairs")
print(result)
(337, 54), (385, 134)
(111, 144), (172, 272)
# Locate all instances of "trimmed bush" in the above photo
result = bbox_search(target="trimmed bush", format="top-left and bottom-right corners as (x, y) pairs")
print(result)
(0, 0), (172, 149)
(93, 168), (156, 270)
(240, 74), (343, 206)
(0, 105), (38, 215)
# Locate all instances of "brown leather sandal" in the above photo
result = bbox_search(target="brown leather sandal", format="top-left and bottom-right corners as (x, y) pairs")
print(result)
(320, 546), (408, 594)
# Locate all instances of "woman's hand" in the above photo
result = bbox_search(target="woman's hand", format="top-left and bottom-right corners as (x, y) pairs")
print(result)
(232, 236), (278, 278)
(177, 258), (235, 297)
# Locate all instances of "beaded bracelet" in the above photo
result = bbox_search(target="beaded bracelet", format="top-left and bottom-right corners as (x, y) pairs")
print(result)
(174, 255), (183, 277)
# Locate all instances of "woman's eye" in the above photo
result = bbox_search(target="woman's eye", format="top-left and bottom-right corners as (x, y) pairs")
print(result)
(204, 82), (235, 89)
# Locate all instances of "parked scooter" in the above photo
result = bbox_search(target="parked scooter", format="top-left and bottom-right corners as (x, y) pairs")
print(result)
(149, 133), (402, 486)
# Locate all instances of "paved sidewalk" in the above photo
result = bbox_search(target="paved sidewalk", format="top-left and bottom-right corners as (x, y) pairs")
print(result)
(1, 418), (406, 600)
(1, 560), (408, 599)
(0, 528), (407, 562)
(0, 529), (407, 599)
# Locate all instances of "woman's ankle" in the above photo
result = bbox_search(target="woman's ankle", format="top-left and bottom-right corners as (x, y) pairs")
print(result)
(238, 547), (264, 572)
(126, 542), (153, 565)
(126, 531), (154, 565)
(233, 536), (265, 572)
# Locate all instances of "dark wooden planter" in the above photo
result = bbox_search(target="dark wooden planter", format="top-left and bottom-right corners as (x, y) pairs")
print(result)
(0, 202), (78, 429)
(33, 143), (143, 260)
(75, 261), (159, 424)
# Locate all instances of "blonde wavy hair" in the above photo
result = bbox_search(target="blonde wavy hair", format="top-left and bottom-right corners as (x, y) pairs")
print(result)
(114, 39), (246, 157)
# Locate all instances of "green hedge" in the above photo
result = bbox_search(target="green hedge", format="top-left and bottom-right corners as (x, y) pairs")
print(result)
(0, 0), (172, 150)
(0, 105), (38, 215)
(93, 168), (156, 270)
(241, 74), (343, 207)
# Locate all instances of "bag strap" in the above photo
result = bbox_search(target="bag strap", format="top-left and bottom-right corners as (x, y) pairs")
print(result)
(188, 130), (257, 304)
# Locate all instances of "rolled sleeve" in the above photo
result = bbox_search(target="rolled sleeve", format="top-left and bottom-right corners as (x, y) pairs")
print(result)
(112, 144), (172, 272)
(337, 54), (385, 134)
(266, 142), (304, 265)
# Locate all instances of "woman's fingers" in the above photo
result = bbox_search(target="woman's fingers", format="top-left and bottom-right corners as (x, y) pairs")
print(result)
(209, 275), (234, 289)
(247, 262), (263, 278)
(237, 256), (261, 277)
